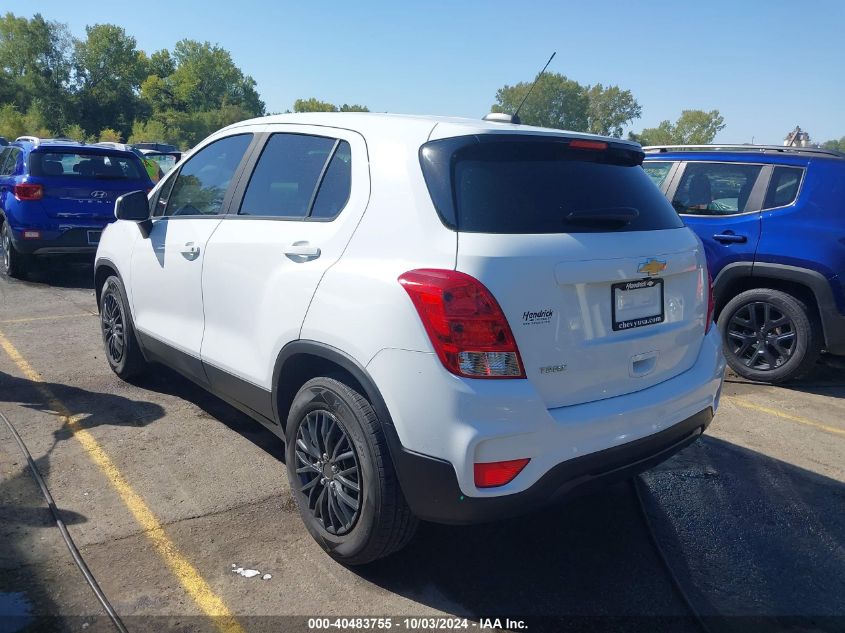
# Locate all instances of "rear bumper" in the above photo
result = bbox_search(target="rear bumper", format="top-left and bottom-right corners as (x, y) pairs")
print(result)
(393, 407), (712, 524)
(368, 325), (725, 523)
(10, 226), (106, 256)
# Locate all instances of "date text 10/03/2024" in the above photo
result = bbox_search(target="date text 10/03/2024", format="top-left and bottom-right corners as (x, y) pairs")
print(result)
(307, 617), (528, 630)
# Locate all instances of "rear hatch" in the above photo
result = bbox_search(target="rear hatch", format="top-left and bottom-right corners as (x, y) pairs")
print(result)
(29, 148), (151, 220)
(420, 134), (708, 409)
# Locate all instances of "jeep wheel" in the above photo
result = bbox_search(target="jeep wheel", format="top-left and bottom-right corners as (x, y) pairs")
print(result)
(718, 288), (820, 383)
(1, 222), (31, 280)
(286, 377), (417, 565)
(100, 275), (148, 379)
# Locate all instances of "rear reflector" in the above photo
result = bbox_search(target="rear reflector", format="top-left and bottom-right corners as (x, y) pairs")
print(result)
(22, 230), (42, 240)
(569, 139), (608, 151)
(398, 269), (525, 378)
(13, 183), (43, 201)
(474, 458), (530, 488)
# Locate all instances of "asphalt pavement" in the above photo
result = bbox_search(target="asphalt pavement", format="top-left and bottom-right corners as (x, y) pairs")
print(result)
(0, 260), (843, 633)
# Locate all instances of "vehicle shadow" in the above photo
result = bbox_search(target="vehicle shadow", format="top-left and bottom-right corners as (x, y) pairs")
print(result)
(129, 365), (285, 462)
(18, 259), (95, 290)
(0, 370), (166, 481)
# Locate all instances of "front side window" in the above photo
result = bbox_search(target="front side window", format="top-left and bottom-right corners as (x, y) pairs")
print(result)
(239, 134), (350, 219)
(672, 162), (763, 216)
(763, 166), (803, 210)
(164, 134), (253, 217)
(642, 161), (674, 188)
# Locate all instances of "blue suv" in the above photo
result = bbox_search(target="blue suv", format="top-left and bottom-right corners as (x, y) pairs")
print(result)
(643, 145), (845, 382)
(0, 137), (152, 279)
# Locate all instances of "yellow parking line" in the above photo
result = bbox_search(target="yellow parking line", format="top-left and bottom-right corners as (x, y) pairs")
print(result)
(0, 313), (95, 325)
(729, 396), (845, 438)
(0, 327), (245, 633)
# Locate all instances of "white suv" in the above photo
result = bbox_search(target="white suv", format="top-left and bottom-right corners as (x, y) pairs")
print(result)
(95, 113), (726, 564)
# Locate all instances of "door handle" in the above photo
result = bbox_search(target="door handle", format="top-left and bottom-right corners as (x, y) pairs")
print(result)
(713, 233), (747, 244)
(181, 242), (201, 260)
(284, 241), (321, 261)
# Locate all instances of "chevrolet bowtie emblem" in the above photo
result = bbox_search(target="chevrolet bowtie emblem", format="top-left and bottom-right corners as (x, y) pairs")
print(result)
(638, 259), (667, 276)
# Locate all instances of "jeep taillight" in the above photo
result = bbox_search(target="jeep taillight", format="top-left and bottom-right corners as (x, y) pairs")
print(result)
(398, 269), (525, 379)
(13, 184), (43, 201)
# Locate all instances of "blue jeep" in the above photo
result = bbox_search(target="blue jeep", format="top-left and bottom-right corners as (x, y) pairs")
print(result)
(643, 145), (845, 382)
(0, 137), (153, 279)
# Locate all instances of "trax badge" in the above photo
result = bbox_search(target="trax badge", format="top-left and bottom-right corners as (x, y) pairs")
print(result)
(638, 259), (667, 276)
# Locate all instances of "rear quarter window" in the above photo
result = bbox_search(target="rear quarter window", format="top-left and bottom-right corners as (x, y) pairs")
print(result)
(30, 151), (146, 180)
(420, 136), (683, 234)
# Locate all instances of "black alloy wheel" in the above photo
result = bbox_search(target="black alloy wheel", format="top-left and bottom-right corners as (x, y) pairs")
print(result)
(293, 409), (362, 535)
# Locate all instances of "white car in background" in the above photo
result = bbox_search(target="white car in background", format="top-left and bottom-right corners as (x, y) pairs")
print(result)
(94, 113), (725, 564)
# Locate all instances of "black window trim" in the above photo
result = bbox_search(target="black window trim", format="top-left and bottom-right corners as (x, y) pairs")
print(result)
(151, 131), (260, 221)
(666, 160), (771, 218)
(226, 131), (350, 223)
(760, 164), (807, 213)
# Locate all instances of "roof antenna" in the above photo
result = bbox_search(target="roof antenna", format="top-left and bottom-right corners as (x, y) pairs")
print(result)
(484, 51), (556, 125)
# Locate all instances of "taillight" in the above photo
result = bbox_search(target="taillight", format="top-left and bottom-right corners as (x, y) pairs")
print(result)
(569, 139), (608, 151)
(705, 267), (715, 334)
(474, 458), (530, 488)
(398, 269), (525, 378)
(13, 183), (43, 201)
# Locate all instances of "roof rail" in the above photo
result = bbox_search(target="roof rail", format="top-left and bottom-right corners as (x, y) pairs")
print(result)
(642, 144), (845, 159)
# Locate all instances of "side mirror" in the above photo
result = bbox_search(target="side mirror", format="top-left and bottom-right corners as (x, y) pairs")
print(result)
(115, 190), (150, 222)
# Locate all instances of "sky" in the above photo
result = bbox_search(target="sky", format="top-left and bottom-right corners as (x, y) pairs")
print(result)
(5, 0), (844, 144)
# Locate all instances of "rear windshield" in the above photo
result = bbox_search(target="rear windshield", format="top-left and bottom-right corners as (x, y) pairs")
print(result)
(30, 151), (146, 180)
(420, 136), (683, 233)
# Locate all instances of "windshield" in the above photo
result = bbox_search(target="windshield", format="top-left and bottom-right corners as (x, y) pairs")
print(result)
(144, 153), (178, 174)
(30, 150), (146, 180)
(420, 136), (683, 234)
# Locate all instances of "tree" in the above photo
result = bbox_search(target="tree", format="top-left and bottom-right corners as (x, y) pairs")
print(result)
(0, 13), (73, 129)
(586, 84), (642, 138)
(492, 72), (589, 131)
(73, 24), (148, 138)
(821, 137), (844, 152)
(97, 127), (121, 142)
(293, 99), (370, 113)
(163, 39), (264, 115)
(294, 98), (338, 113)
(630, 109), (725, 146)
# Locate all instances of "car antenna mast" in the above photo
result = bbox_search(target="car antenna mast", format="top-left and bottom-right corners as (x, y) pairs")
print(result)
(513, 52), (556, 122)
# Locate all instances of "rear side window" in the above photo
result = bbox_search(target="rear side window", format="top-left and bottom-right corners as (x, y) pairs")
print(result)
(30, 151), (145, 180)
(0, 148), (21, 176)
(239, 134), (350, 219)
(763, 166), (803, 209)
(672, 162), (763, 216)
(420, 136), (682, 233)
(164, 134), (253, 217)
(643, 161), (674, 188)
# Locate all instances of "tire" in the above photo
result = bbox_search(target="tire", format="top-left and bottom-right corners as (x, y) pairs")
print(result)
(1, 221), (31, 280)
(285, 377), (418, 565)
(99, 275), (148, 379)
(718, 288), (821, 383)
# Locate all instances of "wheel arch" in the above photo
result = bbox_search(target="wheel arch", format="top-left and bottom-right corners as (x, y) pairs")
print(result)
(714, 262), (838, 349)
(94, 258), (123, 312)
(272, 341), (396, 437)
